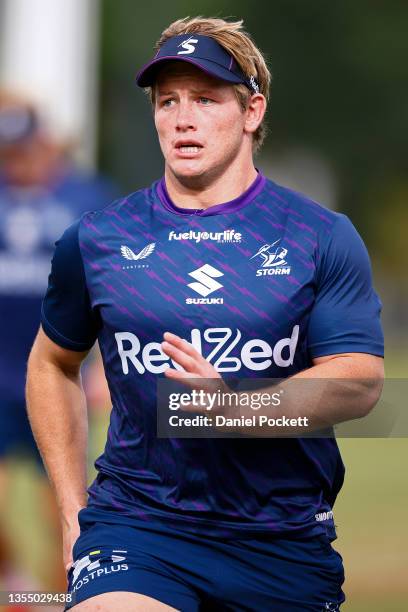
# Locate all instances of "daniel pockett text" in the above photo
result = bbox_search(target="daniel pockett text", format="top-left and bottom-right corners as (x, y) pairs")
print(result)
(167, 413), (309, 429)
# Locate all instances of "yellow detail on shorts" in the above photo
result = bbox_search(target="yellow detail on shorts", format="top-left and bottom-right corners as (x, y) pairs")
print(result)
(89, 550), (101, 555)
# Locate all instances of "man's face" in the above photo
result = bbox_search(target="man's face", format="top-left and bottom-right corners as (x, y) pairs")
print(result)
(154, 63), (249, 184)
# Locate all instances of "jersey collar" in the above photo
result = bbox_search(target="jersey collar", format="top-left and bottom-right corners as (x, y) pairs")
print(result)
(156, 171), (266, 217)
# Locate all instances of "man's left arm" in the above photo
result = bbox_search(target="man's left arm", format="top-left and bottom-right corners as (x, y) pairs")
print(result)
(277, 351), (384, 432)
(161, 333), (384, 434)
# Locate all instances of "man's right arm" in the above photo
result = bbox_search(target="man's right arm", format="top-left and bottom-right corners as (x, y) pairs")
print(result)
(26, 326), (90, 571)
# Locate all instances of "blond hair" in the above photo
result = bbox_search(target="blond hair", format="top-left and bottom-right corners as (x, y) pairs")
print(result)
(150, 17), (271, 152)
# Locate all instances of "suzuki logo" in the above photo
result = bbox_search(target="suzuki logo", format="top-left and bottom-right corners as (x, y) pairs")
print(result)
(187, 264), (223, 297)
(177, 37), (198, 55)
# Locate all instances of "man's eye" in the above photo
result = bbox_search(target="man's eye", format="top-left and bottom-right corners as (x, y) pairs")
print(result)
(162, 99), (175, 107)
(199, 97), (212, 105)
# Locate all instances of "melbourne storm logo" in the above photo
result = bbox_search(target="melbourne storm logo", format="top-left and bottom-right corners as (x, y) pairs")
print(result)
(250, 240), (291, 277)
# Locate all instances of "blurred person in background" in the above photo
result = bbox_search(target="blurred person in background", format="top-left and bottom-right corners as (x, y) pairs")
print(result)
(26, 16), (384, 612)
(0, 90), (115, 601)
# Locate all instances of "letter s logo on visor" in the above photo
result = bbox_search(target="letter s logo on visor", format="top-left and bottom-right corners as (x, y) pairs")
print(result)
(177, 37), (198, 55)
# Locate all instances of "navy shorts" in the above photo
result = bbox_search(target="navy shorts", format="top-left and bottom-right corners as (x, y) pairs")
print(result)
(66, 509), (345, 611)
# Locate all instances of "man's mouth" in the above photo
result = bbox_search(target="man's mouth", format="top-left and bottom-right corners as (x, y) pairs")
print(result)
(178, 145), (201, 153)
(174, 141), (203, 155)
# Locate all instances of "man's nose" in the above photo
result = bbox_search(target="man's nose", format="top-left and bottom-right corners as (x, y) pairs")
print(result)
(175, 101), (196, 131)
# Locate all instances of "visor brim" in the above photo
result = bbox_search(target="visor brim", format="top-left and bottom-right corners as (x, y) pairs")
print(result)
(136, 56), (245, 88)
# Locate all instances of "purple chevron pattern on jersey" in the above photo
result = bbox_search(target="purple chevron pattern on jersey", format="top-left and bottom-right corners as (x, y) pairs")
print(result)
(41, 171), (383, 538)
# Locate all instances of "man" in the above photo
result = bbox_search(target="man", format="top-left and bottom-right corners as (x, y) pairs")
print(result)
(26, 17), (384, 611)
(0, 90), (116, 597)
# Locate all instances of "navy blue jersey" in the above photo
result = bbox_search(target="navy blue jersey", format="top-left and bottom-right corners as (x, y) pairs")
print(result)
(42, 172), (383, 538)
(0, 167), (117, 403)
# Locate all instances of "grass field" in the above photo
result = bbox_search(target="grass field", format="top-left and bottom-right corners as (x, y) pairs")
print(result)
(335, 438), (408, 610)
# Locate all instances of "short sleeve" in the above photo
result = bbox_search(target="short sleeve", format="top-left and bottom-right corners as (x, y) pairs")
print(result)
(41, 219), (100, 351)
(307, 214), (384, 358)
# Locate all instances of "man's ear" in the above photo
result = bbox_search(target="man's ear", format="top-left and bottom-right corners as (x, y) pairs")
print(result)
(244, 94), (266, 135)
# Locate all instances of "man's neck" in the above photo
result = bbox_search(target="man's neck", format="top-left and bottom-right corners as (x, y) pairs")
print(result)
(164, 159), (258, 210)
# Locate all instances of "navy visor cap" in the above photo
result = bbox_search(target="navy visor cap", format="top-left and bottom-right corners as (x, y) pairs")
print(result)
(136, 34), (259, 94)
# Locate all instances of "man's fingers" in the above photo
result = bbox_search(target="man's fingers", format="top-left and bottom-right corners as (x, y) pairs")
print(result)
(164, 368), (214, 396)
(65, 561), (73, 575)
(163, 332), (204, 360)
(162, 340), (201, 373)
(162, 333), (223, 379)
(164, 367), (200, 383)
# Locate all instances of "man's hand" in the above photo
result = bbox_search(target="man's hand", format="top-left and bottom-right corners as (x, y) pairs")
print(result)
(162, 331), (221, 383)
(62, 512), (82, 574)
(161, 331), (231, 414)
